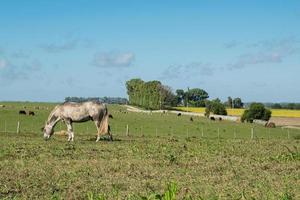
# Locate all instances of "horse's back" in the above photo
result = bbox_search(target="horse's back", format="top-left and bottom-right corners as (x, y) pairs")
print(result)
(58, 101), (107, 121)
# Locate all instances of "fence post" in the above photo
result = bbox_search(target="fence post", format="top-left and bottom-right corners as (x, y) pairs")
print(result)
(251, 127), (254, 139)
(126, 124), (129, 137)
(17, 121), (20, 134)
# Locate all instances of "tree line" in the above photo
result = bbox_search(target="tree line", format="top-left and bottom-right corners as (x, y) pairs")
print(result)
(125, 78), (274, 122)
(64, 97), (128, 104)
(265, 103), (300, 110)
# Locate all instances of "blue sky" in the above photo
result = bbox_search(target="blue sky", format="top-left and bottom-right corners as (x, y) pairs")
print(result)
(0, 0), (299, 102)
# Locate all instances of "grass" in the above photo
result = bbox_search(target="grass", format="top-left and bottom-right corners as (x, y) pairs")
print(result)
(0, 102), (300, 199)
(175, 106), (300, 118)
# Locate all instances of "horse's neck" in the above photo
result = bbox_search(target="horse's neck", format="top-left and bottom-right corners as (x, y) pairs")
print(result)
(47, 113), (60, 128)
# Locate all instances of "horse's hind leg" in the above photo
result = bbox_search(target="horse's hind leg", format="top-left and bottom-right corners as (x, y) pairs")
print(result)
(108, 125), (113, 141)
(94, 120), (101, 142)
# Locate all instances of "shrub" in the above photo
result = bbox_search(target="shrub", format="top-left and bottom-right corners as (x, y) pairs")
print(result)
(241, 103), (272, 122)
(205, 99), (227, 116)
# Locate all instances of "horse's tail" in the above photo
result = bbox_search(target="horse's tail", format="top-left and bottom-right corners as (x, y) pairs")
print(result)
(99, 104), (109, 134)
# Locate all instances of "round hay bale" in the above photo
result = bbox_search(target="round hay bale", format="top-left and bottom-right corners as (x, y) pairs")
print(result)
(54, 130), (68, 136)
(266, 122), (276, 128)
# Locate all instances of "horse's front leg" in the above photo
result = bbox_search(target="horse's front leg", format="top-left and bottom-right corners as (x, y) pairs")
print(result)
(66, 120), (74, 142)
(94, 120), (101, 142)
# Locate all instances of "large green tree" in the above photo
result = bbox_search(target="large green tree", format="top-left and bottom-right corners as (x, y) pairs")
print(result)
(176, 88), (209, 107)
(233, 97), (244, 108)
(126, 78), (176, 110)
(241, 103), (272, 122)
(205, 98), (227, 116)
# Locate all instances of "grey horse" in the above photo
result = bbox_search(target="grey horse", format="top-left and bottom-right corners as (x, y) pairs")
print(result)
(42, 101), (112, 142)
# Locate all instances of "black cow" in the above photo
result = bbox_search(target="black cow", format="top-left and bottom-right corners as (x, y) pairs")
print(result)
(177, 113), (181, 116)
(210, 116), (215, 121)
(190, 117), (193, 122)
(29, 111), (35, 116)
(19, 110), (26, 115)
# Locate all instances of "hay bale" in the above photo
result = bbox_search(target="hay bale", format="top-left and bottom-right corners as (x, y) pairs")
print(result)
(54, 130), (68, 136)
(265, 122), (276, 128)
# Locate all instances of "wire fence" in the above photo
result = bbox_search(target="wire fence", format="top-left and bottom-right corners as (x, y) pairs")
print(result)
(0, 119), (299, 140)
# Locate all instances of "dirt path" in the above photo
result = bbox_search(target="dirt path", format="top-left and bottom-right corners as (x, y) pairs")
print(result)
(125, 105), (300, 126)
(124, 105), (240, 122)
(269, 117), (300, 127)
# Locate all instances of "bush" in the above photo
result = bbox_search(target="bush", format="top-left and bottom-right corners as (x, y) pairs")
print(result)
(241, 103), (272, 122)
(205, 99), (227, 116)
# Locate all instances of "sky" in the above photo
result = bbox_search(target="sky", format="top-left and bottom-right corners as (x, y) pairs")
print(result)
(0, 0), (299, 102)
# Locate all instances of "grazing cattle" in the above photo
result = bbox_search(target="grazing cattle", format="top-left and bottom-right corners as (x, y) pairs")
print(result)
(108, 114), (113, 119)
(190, 117), (193, 122)
(0, 105), (5, 108)
(29, 111), (35, 116)
(210, 116), (215, 121)
(19, 110), (26, 115)
(177, 113), (181, 116)
(42, 101), (111, 142)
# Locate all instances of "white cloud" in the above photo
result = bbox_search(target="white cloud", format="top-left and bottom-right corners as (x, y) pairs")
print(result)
(40, 40), (78, 53)
(0, 58), (8, 69)
(92, 51), (135, 68)
(224, 41), (239, 49)
(0, 58), (42, 83)
(229, 37), (300, 69)
(160, 62), (214, 80)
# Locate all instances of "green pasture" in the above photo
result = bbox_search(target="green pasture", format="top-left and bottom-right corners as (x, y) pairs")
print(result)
(0, 102), (299, 199)
(0, 102), (299, 140)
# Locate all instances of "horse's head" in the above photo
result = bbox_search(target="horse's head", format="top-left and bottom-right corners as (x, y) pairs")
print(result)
(42, 123), (54, 140)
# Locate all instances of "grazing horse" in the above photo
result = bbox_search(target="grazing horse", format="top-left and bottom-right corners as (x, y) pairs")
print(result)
(42, 101), (112, 142)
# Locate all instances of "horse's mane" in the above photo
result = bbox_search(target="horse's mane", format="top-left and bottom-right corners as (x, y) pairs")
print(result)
(47, 105), (60, 123)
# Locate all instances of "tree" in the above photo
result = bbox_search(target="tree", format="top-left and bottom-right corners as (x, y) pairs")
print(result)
(205, 99), (227, 116)
(227, 96), (233, 108)
(233, 98), (243, 108)
(287, 103), (296, 110)
(241, 102), (272, 122)
(175, 89), (185, 106)
(185, 88), (209, 107)
(126, 78), (145, 106)
(271, 103), (282, 109)
(125, 78), (176, 110)
(161, 85), (177, 108)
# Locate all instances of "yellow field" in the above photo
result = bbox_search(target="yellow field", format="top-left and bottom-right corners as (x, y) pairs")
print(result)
(175, 107), (300, 118)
